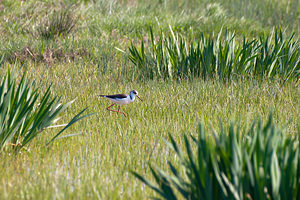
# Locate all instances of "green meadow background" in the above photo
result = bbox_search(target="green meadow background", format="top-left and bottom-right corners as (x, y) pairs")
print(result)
(0, 0), (299, 199)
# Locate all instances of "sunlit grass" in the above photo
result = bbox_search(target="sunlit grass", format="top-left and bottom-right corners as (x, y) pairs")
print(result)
(0, 62), (299, 199)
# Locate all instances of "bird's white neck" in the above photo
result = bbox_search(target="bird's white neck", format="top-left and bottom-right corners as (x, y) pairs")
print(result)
(129, 93), (135, 101)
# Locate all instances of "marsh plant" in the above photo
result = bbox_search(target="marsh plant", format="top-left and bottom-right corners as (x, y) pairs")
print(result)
(0, 65), (91, 152)
(133, 114), (300, 199)
(128, 27), (299, 82)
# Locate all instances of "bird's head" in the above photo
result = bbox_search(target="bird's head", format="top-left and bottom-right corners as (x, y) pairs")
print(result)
(130, 90), (143, 101)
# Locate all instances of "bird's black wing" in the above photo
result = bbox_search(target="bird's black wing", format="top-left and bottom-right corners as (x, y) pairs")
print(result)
(100, 94), (127, 99)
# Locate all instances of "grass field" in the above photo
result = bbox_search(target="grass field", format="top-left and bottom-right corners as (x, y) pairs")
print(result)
(0, 0), (299, 199)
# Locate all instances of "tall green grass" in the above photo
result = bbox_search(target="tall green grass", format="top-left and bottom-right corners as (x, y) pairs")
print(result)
(1, 0), (298, 65)
(36, 4), (78, 40)
(133, 114), (300, 199)
(213, 0), (299, 33)
(128, 27), (299, 82)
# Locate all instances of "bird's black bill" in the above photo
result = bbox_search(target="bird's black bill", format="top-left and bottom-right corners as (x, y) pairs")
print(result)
(137, 95), (143, 102)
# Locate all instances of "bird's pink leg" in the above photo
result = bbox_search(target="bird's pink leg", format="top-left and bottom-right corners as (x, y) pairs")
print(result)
(106, 104), (127, 118)
(118, 106), (127, 118)
(122, 111), (127, 118)
(106, 103), (118, 112)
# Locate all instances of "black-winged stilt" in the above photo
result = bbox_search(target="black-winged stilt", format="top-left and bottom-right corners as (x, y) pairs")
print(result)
(99, 90), (142, 117)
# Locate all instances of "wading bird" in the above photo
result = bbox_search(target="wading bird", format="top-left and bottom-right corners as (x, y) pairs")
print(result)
(99, 90), (142, 118)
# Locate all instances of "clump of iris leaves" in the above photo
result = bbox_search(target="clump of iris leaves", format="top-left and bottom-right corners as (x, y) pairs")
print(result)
(132, 114), (300, 200)
(128, 27), (299, 83)
(0, 62), (92, 153)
